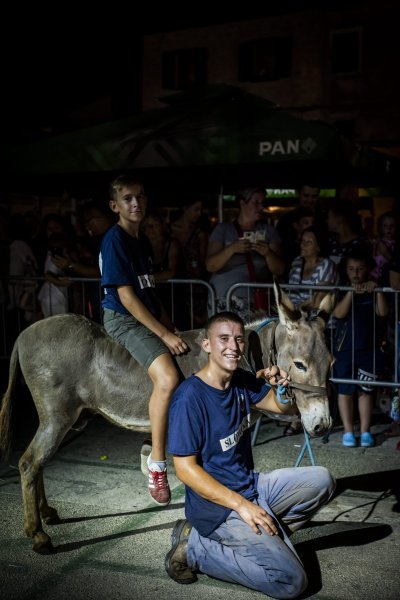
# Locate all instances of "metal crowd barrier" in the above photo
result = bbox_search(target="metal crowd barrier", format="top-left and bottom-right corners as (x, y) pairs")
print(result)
(0, 276), (216, 359)
(226, 281), (400, 389)
(1, 276), (399, 390)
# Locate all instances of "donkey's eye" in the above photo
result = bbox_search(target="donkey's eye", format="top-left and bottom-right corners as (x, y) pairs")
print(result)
(294, 361), (307, 372)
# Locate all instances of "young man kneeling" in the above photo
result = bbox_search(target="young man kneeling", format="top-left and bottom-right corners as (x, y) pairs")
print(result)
(166, 311), (335, 599)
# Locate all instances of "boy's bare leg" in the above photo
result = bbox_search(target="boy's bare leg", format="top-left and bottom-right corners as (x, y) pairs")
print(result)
(148, 353), (179, 460)
(145, 353), (179, 505)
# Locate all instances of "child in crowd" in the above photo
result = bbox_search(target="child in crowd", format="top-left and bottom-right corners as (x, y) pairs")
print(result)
(333, 251), (388, 447)
(99, 175), (189, 506)
(371, 212), (396, 285)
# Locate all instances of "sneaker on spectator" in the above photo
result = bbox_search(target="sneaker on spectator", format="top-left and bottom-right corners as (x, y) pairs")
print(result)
(342, 432), (356, 447)
(360, 432), (375, 447)
(148, 463), (171, 506)
(165, 519), (197, 584)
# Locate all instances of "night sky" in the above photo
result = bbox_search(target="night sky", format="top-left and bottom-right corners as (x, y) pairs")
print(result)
(2, 15), (122, 140)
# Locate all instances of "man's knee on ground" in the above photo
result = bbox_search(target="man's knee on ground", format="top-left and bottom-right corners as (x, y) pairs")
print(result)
(259, 565), (307, 599)
(285, 568), (308, 599)
(315, 466), (336, 499)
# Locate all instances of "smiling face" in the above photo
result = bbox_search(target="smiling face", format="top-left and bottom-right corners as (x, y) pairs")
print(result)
(202, 320), (245, 375)
(110, 183), (146, 232)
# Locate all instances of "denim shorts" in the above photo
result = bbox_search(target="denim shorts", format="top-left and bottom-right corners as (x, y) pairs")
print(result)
(103, 308), (168, 370)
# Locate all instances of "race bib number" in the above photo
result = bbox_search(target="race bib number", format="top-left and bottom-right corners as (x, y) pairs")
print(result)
(138, 274), (155, 289)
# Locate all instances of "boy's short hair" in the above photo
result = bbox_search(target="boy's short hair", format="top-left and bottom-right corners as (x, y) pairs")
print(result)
(109, 175), (144, 200)
(205, 311), (244, 336)
(343, 248), (374, 271)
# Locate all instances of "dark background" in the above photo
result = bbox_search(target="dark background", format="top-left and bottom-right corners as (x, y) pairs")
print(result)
(1, 2), (355, 143)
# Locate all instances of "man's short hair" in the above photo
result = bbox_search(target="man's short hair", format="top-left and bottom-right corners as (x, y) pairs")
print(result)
(109, 175), (144, 200)
(235, 187), (266, 206)
(205, 311), (244, 336)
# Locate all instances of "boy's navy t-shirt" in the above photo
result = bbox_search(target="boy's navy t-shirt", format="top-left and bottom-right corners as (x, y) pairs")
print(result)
(168, 369), (270, 537)
(334, 291), (375, 352)
(99, 224), (160, 318)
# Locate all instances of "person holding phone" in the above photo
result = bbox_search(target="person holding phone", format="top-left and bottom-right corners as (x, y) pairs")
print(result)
(37, 232), (71, 317)
(206, 188), (284, 320)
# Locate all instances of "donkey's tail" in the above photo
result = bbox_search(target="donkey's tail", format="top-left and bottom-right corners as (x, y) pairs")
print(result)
(0, 340), (20, 460)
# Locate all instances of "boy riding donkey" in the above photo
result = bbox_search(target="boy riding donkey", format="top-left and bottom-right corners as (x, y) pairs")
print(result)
(100, 175), (188, 506)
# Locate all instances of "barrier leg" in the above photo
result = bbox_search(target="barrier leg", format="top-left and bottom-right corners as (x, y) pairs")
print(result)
(251, 417), (263, 447)
(295, 429), (316, 467)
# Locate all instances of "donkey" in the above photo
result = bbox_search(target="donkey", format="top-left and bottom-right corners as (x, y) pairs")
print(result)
(0, 283), (335, 554)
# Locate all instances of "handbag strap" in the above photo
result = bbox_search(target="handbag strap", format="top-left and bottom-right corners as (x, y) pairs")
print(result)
(233, 220), (257, 282)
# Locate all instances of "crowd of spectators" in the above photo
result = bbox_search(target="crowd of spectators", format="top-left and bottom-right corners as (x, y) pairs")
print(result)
(1, 182), (399, 446)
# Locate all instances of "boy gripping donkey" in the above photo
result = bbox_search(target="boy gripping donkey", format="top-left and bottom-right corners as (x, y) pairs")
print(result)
(99, 175), (188, 505)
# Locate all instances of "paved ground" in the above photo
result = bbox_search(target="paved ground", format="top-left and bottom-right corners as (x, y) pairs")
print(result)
(0, 404), (399, 600)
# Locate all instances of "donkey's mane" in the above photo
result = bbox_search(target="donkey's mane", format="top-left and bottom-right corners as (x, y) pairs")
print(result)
(245, 304), (319, 329)
(244, 315), (276, 329)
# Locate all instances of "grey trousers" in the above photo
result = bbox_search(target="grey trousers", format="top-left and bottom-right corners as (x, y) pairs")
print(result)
(187, 466), (335, 599)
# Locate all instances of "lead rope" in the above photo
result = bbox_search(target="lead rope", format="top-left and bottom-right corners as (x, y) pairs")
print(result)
(244, 317), (293, 406)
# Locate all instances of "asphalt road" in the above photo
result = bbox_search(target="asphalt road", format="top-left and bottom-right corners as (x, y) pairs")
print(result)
(0, 410), (399, 600)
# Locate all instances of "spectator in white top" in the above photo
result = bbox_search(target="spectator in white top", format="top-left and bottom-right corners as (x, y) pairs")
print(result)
(206, 187), (284, 321)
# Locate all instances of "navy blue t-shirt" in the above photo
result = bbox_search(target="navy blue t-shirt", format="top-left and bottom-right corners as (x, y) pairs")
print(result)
(334, 291), (375, 352)
(99, 224), (160, 318)
(168, 369), (270, 537)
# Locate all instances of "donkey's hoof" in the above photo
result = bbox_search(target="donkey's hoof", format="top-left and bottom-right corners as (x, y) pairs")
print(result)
(32, 532), (55, 555)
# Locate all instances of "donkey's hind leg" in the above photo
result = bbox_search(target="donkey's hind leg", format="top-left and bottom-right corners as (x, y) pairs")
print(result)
(19, 419), (73, 554)
(37, 471), (61, 525)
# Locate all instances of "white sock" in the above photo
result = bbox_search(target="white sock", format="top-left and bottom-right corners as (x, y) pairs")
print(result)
(147, 455), (167, 472)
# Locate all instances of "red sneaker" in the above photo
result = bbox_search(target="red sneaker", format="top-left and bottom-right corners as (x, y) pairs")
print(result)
(148, 465), (171, 506)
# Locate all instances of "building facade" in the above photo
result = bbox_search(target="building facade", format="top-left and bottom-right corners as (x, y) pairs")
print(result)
(142, 2), (399, 154)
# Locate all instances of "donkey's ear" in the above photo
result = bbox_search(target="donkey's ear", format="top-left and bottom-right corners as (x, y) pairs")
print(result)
(273, 281), (301, 331)
(316, 291), (337, 326)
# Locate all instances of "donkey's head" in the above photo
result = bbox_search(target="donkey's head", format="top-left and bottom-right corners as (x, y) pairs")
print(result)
(273, 282), (335, 436)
